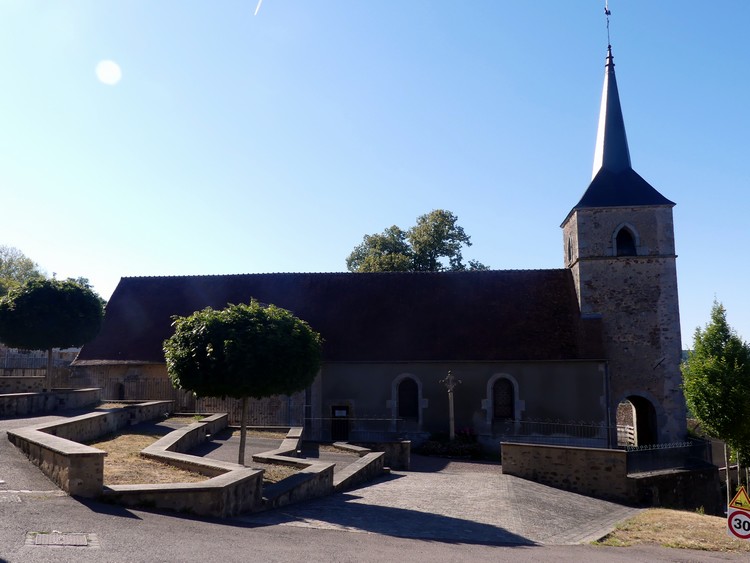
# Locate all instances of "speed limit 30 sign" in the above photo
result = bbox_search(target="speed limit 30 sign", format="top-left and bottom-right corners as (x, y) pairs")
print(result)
(728, 509), (750, 540)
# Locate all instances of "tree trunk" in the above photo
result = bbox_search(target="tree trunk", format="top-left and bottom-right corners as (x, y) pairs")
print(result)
(46, 348), (53, 392)
(725, 442), (731, 508)
(238, 396), (248, 466)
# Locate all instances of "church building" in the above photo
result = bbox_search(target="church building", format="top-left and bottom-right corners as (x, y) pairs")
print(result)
(73, 43), (687, 449)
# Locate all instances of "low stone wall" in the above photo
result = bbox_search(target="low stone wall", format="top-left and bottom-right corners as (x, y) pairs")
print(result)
(501, 442), (722, 512)
(0, 376), (44, 394)
(501, 442), (630, 502)
(352, 440), (411, 470)
(103, 469), (264, 517)
(630, 466), (723, 515)
(0, 388), (101, 418)
(333, 452), (385, 492)
(262, 463), (335, 510)
(6, 401), (173, 497)
(43, 401), (174, 443)
(8, 427), (105, 497)
(9, 411), (387, 517)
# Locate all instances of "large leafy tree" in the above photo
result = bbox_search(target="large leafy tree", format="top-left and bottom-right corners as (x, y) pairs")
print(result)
(682, 301), (750, 497)
(0, 245), (45, 297)
(0, 278), (105, 389)
(345, 226), (413, 272)
(346, 210), (489, 272)
(164, 301), (323, 465)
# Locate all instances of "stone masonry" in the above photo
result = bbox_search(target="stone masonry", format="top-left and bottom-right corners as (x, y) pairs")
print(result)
(563, 205), (686, 443)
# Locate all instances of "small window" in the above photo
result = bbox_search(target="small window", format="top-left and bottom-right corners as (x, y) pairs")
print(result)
(616, 228), (636, 256)
(398, 378), (419, 419)
(493, 378), (514, 420)
(567, 237), (573, 262)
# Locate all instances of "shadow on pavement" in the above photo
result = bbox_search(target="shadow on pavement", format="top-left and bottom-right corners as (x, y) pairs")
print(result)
(232, 491), (536, 547)
(76, 497), (143, 520)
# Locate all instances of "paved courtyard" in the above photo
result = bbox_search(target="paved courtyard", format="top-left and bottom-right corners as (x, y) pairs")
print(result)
(237, 454), (641, 545)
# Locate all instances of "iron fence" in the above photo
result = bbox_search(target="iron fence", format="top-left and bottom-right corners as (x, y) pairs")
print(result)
(303, 417), (409, 442)
(495, 419), (612, 448)
(625, 438), (713, 473)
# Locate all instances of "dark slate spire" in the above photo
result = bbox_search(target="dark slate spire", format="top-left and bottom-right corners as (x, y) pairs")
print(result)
(591, 46), (631, 179)
(569, 46), (674, 212)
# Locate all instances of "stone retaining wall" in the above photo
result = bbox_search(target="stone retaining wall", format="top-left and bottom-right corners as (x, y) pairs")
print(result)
(8, 427), (105, 497)
(9, 408), (388, 517)
(501, 441), (722, 513)
(502, 441), (629, 501)
(0, 376), (44, 394)
(0, 388), (101, 417)
(262, 464), (335, 510)
(353, 440), (411, 470)
(7, 401), (173, 497)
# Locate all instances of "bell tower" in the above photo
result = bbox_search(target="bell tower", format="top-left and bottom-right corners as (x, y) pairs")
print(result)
(561, 45), (686, 443)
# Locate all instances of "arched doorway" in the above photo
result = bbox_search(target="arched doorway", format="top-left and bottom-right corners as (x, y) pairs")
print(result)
(398, 377), (419, 421)
(493, 378), (514, 421)
(617, 395), (658, 446)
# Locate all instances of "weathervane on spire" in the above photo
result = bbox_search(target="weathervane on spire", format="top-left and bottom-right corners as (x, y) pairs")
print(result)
(604, 1), (612, 47)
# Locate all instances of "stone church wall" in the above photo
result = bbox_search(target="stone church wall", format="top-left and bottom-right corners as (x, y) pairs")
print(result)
(563, 205), (686, 442)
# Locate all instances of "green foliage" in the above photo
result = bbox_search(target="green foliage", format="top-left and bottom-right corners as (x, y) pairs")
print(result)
(346, 225), (413, 272)
(163, 301), (323, 400)
(0, 245), (45, 297)
(346, 210), (489, 272)
(681, 301), (750, 464)
(0, 278), (104, 350)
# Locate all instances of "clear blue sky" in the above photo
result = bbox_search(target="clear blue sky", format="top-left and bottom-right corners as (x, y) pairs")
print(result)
(1, 1), (748, 348)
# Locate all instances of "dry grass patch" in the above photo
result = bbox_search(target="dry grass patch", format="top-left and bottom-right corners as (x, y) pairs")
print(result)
(96, 402), (129, 410)
(90, 432), (208, 485)
(597, 508), (750, 553)
(91, 419), (297, 486)
(252, 463), (299, 484)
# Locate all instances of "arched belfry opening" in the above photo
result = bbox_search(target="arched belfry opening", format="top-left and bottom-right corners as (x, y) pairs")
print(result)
(615, 226), (637, 256)
(617, 396), (658, 446)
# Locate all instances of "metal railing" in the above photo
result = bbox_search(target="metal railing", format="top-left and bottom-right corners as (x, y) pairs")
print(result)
(495, 418), (612, 448)
(303, 414), (409, 443)
(625, 438), (713, 473)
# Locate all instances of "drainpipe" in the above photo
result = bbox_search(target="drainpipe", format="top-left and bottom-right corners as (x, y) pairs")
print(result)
(605, 362), (612, 449)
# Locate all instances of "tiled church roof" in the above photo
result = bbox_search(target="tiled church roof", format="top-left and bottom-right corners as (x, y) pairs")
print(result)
(75, 269), (603, 365)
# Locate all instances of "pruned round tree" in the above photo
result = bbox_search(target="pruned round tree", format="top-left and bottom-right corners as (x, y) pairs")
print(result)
(163, 300), (323, 464)
(0, 278), (104, 390)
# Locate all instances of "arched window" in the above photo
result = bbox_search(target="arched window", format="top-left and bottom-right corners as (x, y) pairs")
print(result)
(493, 378), (514, 420)
(615, 228), (637, 256)
(398, 377), (419, 420)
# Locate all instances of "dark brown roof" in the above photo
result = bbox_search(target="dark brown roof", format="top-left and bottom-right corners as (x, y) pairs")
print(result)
(75, 270), (603, 364)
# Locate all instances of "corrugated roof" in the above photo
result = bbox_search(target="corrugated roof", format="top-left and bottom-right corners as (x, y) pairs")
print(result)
(75, 270), (604, 365)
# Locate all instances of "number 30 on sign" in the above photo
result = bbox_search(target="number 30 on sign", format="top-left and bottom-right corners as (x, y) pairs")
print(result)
(728, 485), (750, 540)
(729, 510), (750, 540)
